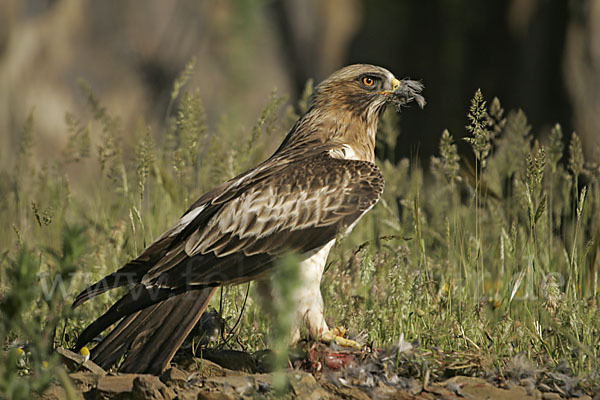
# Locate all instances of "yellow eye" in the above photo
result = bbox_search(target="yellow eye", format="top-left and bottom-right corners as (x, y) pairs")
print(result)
(362, 76), (375, 86)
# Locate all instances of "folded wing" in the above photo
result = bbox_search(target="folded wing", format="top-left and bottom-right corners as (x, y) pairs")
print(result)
(73, 153), (383, 373)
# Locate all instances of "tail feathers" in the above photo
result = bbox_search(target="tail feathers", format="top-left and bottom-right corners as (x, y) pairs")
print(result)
(119, 288), (217, 374)
(90, 288), (217, 374)
(72, 256), (165, 308)
(72, 269), (141, 308)
(74, 285), (178, 350)
(87, 310), (146, 368)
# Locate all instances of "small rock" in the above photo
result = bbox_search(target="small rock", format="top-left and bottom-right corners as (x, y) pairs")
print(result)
(159, 367), (191, 398)
(95, 374), (148, 399)
(418, 392), (439, 400)
(520, 378), (537, 390)
(423, 384), (456, 399)
(68, 371), (98, 392)
(185, 372), (287, 400)
(542, 393), (562, 400)
(39, 385), (84, 400)
(446, 380), (464, 396)
(160, 367), (188, 386)
(288, 371), (331, 400)
(132, 375), (175, 400)
(201, 374), (273, 396)
(196, 392), (238, 400)
(320, 382), (373, 400)
(520, 378), (542, 398)
(437, 377), (536, 400)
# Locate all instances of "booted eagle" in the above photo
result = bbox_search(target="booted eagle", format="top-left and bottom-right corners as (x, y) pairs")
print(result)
(73, 64), (424, 374)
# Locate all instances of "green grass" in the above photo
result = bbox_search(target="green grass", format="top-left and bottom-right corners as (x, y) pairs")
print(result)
(1, 63), (599, 398)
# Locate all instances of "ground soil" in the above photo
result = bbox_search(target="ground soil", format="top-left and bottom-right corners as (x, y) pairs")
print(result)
(39, 346), (594, 399)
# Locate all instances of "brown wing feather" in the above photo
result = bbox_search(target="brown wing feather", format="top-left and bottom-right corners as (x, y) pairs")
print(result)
(145, 154), (383, 285)
(76, 154), (382, 296)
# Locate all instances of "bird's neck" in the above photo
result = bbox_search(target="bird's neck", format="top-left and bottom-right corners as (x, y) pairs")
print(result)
(276, 105), (380, 163)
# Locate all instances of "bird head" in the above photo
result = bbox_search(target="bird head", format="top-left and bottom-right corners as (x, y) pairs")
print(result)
(310, 64), (425, 119)
(275, 64), (424, 162)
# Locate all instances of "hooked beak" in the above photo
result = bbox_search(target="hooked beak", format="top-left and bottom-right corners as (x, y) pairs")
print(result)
(378, 78), (402, 95)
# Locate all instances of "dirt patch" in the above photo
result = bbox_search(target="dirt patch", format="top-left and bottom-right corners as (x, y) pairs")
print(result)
(39, 347), (594, 399)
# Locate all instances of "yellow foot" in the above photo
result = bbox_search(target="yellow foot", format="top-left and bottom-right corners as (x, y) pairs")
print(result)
(320, 327), (362, 350)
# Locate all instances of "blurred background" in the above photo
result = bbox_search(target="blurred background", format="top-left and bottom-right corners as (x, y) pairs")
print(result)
(1, 0), (599, 170)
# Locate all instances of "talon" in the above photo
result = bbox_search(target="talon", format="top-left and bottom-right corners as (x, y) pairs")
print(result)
(330, 326), (346, 337)
(319, 327), (362, 350)
(333, 336), (362, 350)
(320, 331), (335, 343)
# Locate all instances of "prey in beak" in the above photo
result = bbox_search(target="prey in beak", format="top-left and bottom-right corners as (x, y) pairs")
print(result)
(389, 78), (426, 111)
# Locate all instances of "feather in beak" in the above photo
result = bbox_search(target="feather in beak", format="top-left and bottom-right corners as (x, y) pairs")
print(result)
(392, 79), (426, 110)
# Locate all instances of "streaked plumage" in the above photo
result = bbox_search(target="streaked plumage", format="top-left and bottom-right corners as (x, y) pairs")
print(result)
(73, 64), (424, 374)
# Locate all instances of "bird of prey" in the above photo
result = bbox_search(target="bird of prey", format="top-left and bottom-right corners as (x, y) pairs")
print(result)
(72, 64), (425, 375)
